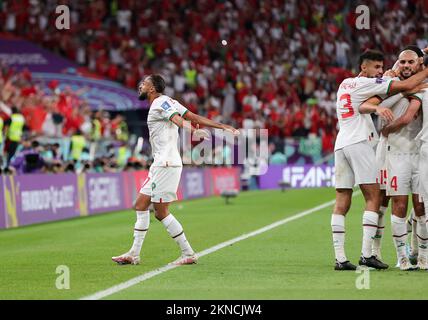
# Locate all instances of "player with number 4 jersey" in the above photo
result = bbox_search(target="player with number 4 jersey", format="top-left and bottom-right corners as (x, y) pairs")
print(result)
(331, 49), (428, 271)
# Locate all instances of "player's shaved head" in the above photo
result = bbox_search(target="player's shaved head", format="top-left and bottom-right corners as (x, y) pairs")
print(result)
(397, 50), (421, 79)
(399, 50), (419, 60)
(402, 45), (424, 57)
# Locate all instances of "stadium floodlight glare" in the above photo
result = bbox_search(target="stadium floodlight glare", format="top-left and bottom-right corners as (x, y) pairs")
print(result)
(221, 189), (239, 204)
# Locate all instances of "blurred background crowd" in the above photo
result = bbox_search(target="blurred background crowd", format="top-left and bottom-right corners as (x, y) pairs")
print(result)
(0, 0), (427, 175)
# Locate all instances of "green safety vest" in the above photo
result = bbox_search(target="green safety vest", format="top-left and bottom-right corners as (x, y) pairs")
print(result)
(184, 69), (197, 87)
(0, 117), (3, 144)
(117, 122), (129, 141)
(71, 135), (86, 161)
(117, 146), (128, 166)
(7, 113), (25, 142)
(92, 119), (101, 140)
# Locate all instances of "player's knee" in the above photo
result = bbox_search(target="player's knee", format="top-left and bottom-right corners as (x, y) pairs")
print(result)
(392, 201), (407, 215)
(134, 200), (148, 211)
(414, 202), (425, 216)
(334, 202), (351, 214)
(154, 210), (167, 221)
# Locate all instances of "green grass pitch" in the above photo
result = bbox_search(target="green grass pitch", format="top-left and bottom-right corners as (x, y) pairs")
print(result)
(1, 188), (427, 300)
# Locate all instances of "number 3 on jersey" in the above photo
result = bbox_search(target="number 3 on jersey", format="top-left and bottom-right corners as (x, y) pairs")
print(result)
(339, 94), (354, 119)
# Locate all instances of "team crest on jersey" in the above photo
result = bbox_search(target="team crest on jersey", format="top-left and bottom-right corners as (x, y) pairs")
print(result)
(161, 101), (172, 111)
(375, 77), (386, 84)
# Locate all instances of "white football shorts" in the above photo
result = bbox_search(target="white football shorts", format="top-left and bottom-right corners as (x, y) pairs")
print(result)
(418, 143), (428, 202)
(140, 166), (182, 203)
(334, 141), (378, 189)
(375, 138), (388, 190)
(385, 152), (419, 196)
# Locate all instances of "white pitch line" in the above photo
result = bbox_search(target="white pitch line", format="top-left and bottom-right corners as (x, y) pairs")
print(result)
(80, 191), (361, 300)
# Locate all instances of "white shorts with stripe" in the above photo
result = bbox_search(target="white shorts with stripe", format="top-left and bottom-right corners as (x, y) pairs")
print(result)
(375, 138), (388, 190)
(139, 166), (182, 203)
(385, 152), (419, 196)
(334, 141), (378, 189)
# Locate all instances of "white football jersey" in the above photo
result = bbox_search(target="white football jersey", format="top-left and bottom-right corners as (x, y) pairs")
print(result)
(335, 76), (393, 151)
(147, 95), (188, 167)
(387, 95), (422, 153)
(415, 90), (428, 143)
(375, 93), (404, 161)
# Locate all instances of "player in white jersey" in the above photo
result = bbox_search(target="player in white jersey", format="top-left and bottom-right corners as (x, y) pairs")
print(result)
(112, 74), (239, 265)
(375, 49), (428, 269)
(332, 49), (428, 271)
(372, 92), (405, 260)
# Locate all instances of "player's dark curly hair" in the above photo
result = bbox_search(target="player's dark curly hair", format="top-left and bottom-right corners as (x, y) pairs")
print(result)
(149, 74), (166, 93)
(359, 49), (384, 66)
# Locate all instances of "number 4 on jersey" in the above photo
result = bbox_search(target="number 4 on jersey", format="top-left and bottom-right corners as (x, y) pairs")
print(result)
(390, 176), (398, 192)
(339, 93), (354, 119)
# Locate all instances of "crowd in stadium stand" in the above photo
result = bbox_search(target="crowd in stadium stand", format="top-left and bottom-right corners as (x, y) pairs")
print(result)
(0, 0), (428, 174)
(0, 60), (149, 174)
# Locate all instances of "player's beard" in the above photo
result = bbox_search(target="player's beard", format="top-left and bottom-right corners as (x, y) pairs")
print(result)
(400, 69), (414, 79)
(138, 92), (148, 101)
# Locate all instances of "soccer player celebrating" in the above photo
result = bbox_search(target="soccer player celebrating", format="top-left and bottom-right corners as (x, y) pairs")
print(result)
(112, 74), (239, 265)
(332, 49), (428, 271)
(374, 47), (428, 269)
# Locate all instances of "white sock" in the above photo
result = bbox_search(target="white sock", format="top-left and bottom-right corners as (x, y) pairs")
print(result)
(129, 210), (150, 256)
(409, 208), (418, 255)
(161, 213), (194, 256)
(372, 206), (387, 256)
(416, 215), (428, 259)
(362, 211), (379, 258)
(391, 215), (408, 259)
(331, 214), (347, 263)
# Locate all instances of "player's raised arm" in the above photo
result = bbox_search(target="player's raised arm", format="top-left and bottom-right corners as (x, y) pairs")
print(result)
(381, 98), (422, 137)
(358, 91), (410, 122)
(388, 67), (428, 95)
(183, 110), (240, 136)
(359, 96), (394, 122)
(169, 113), (211, 140)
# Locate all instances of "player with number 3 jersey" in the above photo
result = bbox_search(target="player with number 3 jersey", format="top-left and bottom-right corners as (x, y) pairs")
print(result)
(331, 49), (428, 271)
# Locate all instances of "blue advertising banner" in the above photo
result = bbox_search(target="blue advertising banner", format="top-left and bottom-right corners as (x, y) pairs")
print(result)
(0, 38), (77, 73)
(85, 173), (126, 215)
(259, 165), (335, 189)
(181, 168), (207, 199)
(32, 73), (148, 111)
(0, 167), (242, 229)
(0, 37), (147, 111)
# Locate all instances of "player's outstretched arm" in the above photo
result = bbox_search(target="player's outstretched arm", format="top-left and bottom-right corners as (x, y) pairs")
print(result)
(381, 98), (422, 137)
(360, 92), (404, 111)
(170, 113), (210, 140)
(388, 68), (428, 95)
(183, 111), (240, 135)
